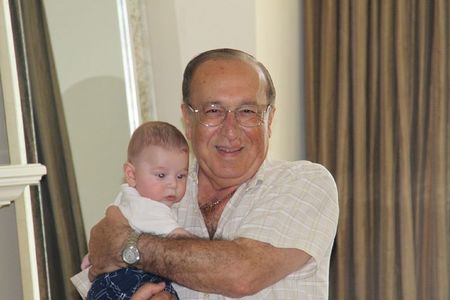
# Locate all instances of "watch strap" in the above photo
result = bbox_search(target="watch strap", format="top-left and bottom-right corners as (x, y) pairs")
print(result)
(126, 230), (141, 245)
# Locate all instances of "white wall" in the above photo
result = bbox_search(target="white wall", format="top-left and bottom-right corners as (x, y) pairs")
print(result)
(145, 0), (304, 160)
(143, 0), (257, 130)
(0, 203), (22, 299)
(0, 86), (9, 163)
(0, 5), (22, 298)
(44, 0), (131, 239)
(43, 0), (304, 242)
(0, 90), (22, 300)
(256, 0), (305, 160)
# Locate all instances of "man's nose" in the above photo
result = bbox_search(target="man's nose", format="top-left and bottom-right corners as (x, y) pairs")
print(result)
(220, 110), (240, 135)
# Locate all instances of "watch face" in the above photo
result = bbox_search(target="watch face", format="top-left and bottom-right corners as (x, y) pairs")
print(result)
(122, 246), (140, 265)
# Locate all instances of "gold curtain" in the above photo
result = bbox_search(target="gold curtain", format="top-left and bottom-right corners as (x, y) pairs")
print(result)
(303, 1), (449, 299)
(9, 0), (87, 299)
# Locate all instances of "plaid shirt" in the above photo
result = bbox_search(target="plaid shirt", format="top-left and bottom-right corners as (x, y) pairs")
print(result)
(172, 159), (339, 299)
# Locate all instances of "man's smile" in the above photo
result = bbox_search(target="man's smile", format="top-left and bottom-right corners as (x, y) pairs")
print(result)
(215, 145), (244, 153)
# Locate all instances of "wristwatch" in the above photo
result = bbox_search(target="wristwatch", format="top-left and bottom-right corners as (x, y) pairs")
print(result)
(122, 230), (142, 266)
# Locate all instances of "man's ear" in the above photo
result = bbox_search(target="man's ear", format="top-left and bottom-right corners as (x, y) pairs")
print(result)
(181, 103), (193, 140)
(267, 106), (276, 138)
(123, 162), (137, 187)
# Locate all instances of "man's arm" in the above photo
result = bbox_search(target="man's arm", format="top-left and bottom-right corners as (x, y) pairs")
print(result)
(88, 207), (311, 298)
(139, 235), (310, 297)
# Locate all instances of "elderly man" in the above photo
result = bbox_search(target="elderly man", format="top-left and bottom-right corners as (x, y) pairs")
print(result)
(89, 48), (339, 299)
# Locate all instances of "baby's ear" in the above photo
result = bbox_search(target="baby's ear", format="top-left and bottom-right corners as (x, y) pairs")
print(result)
(123, 162), (137, 187)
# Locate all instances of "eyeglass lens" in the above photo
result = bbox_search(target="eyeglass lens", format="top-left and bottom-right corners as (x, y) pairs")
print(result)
(194, 104), (269, 127)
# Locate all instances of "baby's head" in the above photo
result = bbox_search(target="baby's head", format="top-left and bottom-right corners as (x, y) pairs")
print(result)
(124, 121), (189, 207)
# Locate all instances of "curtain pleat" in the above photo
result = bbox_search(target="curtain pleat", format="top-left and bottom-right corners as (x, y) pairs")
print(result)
(8, 0), (87, 299)
(303, 0), (449, 299)
(335, 1), (352, 299)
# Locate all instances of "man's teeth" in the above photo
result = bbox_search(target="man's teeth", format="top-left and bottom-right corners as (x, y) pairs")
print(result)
(217, 146), (241, 152)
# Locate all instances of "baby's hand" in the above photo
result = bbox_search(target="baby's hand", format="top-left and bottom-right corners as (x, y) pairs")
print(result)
(81, 253), (91, 270)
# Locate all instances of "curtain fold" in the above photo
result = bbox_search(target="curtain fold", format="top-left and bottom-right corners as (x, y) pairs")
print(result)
(8, 0), (87, 299)
(304, 0), (449, 299)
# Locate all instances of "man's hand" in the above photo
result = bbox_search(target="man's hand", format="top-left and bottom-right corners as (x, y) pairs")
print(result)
(131, 283), (176, 300)
(88, 206), (131, 280)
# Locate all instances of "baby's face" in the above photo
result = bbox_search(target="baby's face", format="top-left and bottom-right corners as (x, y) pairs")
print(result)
(127, 145), (189, 207)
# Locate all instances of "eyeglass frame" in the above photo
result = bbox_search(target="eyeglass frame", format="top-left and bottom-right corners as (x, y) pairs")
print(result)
(186, 103), (273, 128)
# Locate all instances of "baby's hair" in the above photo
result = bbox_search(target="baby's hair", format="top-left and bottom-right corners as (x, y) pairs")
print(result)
(127, 121), (189, 163)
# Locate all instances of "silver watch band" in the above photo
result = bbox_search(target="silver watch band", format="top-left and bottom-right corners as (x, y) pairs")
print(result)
(127, 230), (141, 245)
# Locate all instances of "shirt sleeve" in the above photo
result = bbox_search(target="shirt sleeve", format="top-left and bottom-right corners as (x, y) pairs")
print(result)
(236, 161), (339, 267)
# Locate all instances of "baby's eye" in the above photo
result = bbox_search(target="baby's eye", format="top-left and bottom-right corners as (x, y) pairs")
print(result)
(177, 174), (187, 179)
(156, 173), (166, 178)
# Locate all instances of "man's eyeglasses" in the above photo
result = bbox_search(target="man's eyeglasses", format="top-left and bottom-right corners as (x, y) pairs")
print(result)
(187, 103), (272, 128)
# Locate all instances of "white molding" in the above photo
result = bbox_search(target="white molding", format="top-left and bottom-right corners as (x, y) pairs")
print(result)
(0, 164), (47, 208)
(1, 0), (43, 298)
(117, 0), (141, 133)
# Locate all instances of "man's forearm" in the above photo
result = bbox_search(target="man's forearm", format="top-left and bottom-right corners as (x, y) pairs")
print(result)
(87, 206), (310, 297)
(137, 235), (310, 297)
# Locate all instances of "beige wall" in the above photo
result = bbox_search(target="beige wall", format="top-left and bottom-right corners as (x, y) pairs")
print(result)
(0, 97), (22, 297)
(0, 3), (22, 298)
(144, 0), (305, 160)
(256, 0), (305, 160)
(43, 0), (304, 244)
(0, 88), (8, 163)
(0, 203), (22, 299)
(44, 0), (131, 240)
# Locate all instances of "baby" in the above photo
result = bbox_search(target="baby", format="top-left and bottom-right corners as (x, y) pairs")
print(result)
(71, 121), (192, 300)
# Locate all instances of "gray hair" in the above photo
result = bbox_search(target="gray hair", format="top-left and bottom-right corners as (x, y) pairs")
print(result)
(182, 48), (276, 105)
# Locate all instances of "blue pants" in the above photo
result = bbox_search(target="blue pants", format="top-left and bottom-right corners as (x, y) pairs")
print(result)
(87, 268), (179, 300)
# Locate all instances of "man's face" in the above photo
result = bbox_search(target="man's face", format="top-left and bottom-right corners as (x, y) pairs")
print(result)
(182, 59), (275, 188)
